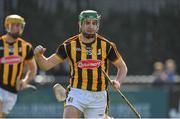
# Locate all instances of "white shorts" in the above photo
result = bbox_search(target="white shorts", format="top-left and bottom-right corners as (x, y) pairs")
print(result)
(0, 87), (17, 114)
(65, 88), (107, 118)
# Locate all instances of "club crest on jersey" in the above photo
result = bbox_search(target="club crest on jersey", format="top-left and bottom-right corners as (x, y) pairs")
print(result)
(86, 49), (92, 55)
(76, 48), (81, 51)
(0, 55), (22, 64)
(77, 59), (102, 69)
(9, 46), (14, 53)
(18, 48), (22, 52)
(86, 47), (92, 55)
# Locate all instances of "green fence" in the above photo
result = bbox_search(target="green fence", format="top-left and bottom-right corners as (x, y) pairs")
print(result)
(108, 87), (169, 117)
(8, 85), (169, 118)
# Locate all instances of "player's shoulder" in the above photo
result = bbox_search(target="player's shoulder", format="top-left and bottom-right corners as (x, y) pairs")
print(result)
(96, 34), (114, 45)
(18, 38), (32, 47)
(0, 35), (6, 41)
(0, 36), (3, 41)
(63, 35), (79, 45)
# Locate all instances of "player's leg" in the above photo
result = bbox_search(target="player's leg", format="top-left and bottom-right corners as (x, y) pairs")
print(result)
(105, 90), (113, 119)
(53, 84), (112, 118)
(63, 105), (82, 118)
(53, 84), (83, 118)
(84, 90), (107, 118)
(0, 88), (5, 118)
(0, 88), (17, 118)
(0, 100), (6, 118)
(84, 106), (106, 118)
(63, 88), (84, 118)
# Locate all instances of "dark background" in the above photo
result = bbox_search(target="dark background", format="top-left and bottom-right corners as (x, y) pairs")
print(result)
(0, 0), (180, 75)
(1, 1), (180, 118)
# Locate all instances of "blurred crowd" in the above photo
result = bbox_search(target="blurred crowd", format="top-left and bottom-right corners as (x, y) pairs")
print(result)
(153, 59), (176, 84)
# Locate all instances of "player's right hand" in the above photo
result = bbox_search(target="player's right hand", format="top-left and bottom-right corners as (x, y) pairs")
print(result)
(34, 45), (46, 56)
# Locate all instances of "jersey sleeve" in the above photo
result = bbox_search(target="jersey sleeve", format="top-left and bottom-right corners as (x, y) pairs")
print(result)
(56, 43), (68, 60)
(107, 42), (122, 63)
(25, 44), (34, 60)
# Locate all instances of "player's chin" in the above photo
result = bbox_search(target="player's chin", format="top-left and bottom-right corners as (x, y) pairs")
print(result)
(85, 29), (95, 33)
(87, 31), (96, 34)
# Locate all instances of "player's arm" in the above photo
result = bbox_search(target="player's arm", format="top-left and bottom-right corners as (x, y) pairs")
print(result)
(107, 43), (128, 89)
(34, 44), (66, 71)
(35, 52), (63, 71)
(19, 45), (37, 90)
(112, 57), (127, 85)
(23, 58), (37, 84)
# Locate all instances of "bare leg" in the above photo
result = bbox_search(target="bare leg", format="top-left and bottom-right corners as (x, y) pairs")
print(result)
(0, 100), (6, 118)
(105, 114), (113, 119)
(63, 105), (82, 118)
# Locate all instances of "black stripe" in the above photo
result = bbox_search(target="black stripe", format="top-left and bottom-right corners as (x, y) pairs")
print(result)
(97, 38), (102, 91)
(105, 90), (110, 114)
(12, 43), (18, 88)
(26, 45), (30, 59)
(105, 42), (110, 72)
(105, 42), (110, 89)
(18, 40), (26, 79)
(86, 43), (93, 91)
(66, 42), (74, 86)
(76, 40), (82, 89)
(0, 84), (17, 93)
(7, 65), (13, 89)
(0, 40), (4, 88)
(7, 44), (13, 89)
(16, 41), (22, 87)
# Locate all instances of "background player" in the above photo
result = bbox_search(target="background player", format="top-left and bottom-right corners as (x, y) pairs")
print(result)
(0, 14), (37, 118)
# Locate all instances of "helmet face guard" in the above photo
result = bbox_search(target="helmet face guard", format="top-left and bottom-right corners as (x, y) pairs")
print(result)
(4, 14), (25, 34)
(79, 10), (101, 31)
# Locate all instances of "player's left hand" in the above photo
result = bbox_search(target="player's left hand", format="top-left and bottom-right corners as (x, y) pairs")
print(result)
(111, 80), (121, 90)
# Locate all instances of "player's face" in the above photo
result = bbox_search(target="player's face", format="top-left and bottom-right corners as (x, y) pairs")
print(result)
(80, 19), (98, 35)
(7, 23), (24, 35)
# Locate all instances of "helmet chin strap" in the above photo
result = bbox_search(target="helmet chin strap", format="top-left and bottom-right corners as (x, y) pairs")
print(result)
(8, 32), (21, 39)
(82, 32), (96, 39)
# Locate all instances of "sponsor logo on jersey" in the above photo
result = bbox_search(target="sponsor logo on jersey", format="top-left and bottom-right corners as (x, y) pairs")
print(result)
(0, 55), (22, 64)
(77, 59), (102, 69)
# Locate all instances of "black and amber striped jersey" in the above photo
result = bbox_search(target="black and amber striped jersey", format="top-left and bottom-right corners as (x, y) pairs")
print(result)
(56, 34), (122, 92)
(0, 35), (34, 93)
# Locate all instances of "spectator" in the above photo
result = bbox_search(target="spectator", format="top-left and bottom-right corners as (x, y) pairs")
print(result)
(153, 61), (167, 85)
(165, 59), (176, 83)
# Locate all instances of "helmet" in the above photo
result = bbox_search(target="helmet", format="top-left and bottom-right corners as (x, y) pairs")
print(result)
(4, 14), (25, 29)
(79, 10), (101, 27)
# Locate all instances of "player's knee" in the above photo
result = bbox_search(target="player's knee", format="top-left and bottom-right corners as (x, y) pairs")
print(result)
(63, 105), (82, 118)
(0, 112), (7, 118)
(0, 101), (3, 115)
(0, 101), (2, 111)
(105, 114), (114, 119)
(0, 102), (7, 118)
